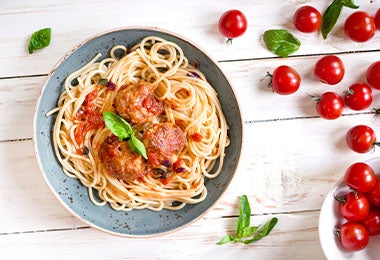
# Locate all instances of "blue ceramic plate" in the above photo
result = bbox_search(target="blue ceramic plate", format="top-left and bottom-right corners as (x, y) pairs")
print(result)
(33, 27), (242, 237)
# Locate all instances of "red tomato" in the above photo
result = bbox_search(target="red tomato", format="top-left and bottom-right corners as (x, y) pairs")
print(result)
(344, 83), (373, 111)
(314, 55), (345, 85)
(337, 191), (370, 222)
(344, 11), (375, 42)
(218, 10), (248, 43)
(270, 65), (301, 95)
(293, 6), (322, 33)
(366, 61), (380, 90)
(375, 8), (380, 29)
(314, 92), (344, 120)
(346, 125), (377, 153)
(344, 162), (377, 193)
(366, 177), (380, 206)
(337, 222), (369, 252)
(361, 208), (380, 236)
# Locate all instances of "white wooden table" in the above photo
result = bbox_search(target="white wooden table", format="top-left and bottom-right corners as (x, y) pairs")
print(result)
(1, 1), (380, 259)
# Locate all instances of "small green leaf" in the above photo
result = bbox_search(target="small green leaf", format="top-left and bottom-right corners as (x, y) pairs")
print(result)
(321, 0), (344, 39)
(128, 134), (148, 159)
(243, 217), (278, 244)
(103, 111), (133, 140)
(342, 0), (359, 9)
(28, 28), (51, 54)
(216, 235), (238, 245)
(263, 29), (300, 58)
(98, 78), (108, 86)
(236, 195), (251, 237)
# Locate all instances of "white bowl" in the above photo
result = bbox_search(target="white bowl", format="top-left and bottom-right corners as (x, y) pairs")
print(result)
(319, 157), (380, 259)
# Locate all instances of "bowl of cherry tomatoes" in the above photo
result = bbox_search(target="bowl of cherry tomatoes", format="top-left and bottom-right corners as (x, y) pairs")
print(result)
(319, 157), (380, 259)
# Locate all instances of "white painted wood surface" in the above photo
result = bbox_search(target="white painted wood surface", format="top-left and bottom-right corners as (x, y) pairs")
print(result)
(1, 0), (380, 259)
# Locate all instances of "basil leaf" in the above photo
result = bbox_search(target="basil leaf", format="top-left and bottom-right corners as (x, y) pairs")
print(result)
(321, 0), (359, 39)
(103, 111), (133, 140)
(28, 28), (51, 54)
(216, 235), (238, 245)
(263, 29), (300, 58)
(243, 217), (278, 244)
(128, 134), (148, 159)
(236, 195), (251, 237)
(342, 0), (359, 9)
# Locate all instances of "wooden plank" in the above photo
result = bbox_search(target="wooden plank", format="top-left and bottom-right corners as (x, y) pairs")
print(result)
(0, 211), (324, 259)
(0, 0), (380, 77)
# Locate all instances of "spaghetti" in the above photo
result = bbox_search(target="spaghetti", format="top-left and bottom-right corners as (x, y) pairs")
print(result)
(51, 36), (229, 211)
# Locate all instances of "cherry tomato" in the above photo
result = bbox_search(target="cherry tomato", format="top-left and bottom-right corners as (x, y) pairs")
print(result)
(366, 177), (380, 206)
(314, 92), (344, 120)
(337, 191), (370, 222)
(361, 208), (380, 236)
(366, 61), (380, 90)
(270, 65), (301, 95)
(346, 125), (377, 153)
(344, 162), (377, 193)
(337, 222), (369, 252)
(344, 11), (375, 43)
(218, 10), (248, 44)
(375, 8), (380, 29)
(344, 83), (373, 111)
(314, 55), (345, 85)
(293, 6), (322, 33)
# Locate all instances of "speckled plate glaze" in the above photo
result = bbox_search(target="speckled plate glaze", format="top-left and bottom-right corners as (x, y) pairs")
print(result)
(33, 27), (242, 237)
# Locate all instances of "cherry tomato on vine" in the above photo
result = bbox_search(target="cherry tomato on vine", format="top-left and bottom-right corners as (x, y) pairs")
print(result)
(344, 11), (376, 43)
(375, 8), (380, 29)
(336, 191), (370, 222)
(361, 208), (380, 236)
(366, 61), (380, 90)
(293, 6), (322, 33)
(366, 177), (380, 206)
(346, 125), (377, 153)
(344, 162), (376, 193)
(269, 65), (301, 95)
(313, 92), (344, 120)
(344, 83), (373, 111)
(336, 222), (369, 252)
(314, 55), (345, 85)
(218, 10), (248, 44)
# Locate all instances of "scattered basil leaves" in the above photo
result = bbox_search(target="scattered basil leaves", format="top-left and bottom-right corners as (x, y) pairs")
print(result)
(217, 195), (278, 245)
(263, 29), (300, 58)
(103, 111), (147, 159)
(321, 0), (359, 39)
(28, 28), (51, 54)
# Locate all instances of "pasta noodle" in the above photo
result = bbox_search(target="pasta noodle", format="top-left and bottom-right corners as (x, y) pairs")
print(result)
(51, 36), (229, 211)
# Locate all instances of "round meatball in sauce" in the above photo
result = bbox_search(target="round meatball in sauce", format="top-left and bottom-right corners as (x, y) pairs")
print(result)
(143, 123), (186, 167)
(99, 135), (145, 182)
(114, 81), (164, 125)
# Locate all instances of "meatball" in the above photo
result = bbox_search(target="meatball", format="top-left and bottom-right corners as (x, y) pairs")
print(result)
(143, 123), (186, 167)
(99, 135), (145, 182)
(114, 81), (164, 125)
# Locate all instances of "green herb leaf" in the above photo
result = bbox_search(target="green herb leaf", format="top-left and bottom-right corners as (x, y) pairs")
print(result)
(28, 28), (51, 54)
(236, 195), (251, 237)
(321, 0), (359, 39)
(263, 29), (300, 58)
(242, 226), (258, 238)
(216, 235), (238, 245)
(103, 111), (133, 140)
(128, 134), (148, 159)
(98, 78), (109, 86)
(243, 217), (278, 244)
(342, 0), (359, 9)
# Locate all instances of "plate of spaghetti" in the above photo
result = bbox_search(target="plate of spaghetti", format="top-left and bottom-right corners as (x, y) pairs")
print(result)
(33, 27), (242, 236)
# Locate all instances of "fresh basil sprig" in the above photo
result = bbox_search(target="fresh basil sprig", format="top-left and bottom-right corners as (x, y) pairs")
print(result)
(28, 28), (51, 54)
(103, 111), (147, 159)
(263, 29), (300, 58)
(321, 0), (359, 39)
(217, 195), (278, 245)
